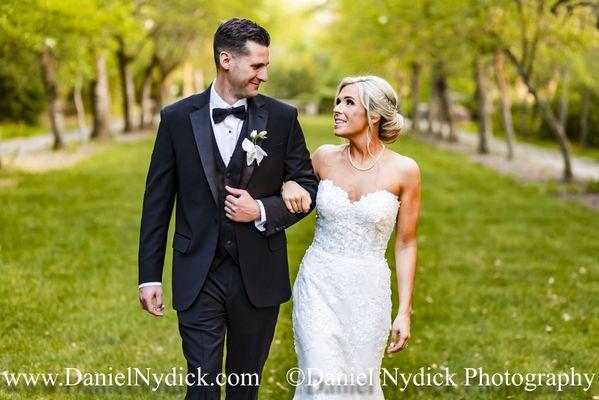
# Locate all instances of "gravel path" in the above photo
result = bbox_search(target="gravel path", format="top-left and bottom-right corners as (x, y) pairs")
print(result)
(455, 130), (599, 182)
(3, 123), (598, 181)
(1, 122), (124, 160)
(0, 122), (154, 172)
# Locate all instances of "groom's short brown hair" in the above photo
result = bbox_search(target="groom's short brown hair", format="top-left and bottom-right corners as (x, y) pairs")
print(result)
(213, 18), (270, 70)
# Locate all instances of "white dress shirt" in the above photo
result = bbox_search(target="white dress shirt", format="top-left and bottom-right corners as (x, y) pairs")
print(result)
(209, 84), (248, 166)
(139, 83), (267, 289)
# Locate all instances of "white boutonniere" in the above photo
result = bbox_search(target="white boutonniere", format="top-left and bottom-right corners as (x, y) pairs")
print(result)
(242, 130), (268, 166)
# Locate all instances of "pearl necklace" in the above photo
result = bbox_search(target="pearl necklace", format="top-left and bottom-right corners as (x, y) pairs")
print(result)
(346, 143), (386, 171)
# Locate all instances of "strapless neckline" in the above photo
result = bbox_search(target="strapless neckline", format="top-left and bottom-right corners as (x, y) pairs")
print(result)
(319, 178), (399, 205)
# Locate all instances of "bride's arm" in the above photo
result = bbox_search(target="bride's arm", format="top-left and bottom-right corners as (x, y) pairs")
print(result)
(281, 145), (324, 213)
(388, 157), (421, 353)
(281, 181), (312, 213)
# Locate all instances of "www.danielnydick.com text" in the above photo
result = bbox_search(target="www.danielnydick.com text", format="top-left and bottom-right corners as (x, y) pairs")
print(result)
(286, 366), (596, 394)
(0, 367), (258, 392)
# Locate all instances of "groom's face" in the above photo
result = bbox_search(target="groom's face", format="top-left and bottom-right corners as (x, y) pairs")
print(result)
(227, 40), (269, 99)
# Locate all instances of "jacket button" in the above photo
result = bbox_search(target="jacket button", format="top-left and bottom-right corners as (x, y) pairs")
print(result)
(226, 240), (232, 246)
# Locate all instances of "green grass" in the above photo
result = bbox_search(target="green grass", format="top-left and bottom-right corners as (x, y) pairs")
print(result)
(0, 115), (597, 399)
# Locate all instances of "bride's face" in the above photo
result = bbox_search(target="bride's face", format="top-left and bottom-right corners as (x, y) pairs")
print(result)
(333, 84), (368, 138)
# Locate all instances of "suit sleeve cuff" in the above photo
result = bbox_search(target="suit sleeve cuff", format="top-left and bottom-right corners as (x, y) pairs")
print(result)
(139, 282), (162, 289)
(254, 200), (267, 232)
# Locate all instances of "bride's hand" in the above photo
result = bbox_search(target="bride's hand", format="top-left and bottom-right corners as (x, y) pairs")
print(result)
(281, 180), (311, 213)
(388, 313), (410, 353)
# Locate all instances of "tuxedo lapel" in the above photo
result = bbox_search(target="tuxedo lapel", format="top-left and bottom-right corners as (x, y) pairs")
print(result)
(240, 95), (268, 189)
(189, 89), (219, 207)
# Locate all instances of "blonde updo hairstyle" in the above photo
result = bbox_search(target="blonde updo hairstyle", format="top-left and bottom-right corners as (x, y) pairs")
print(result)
(336, 76), (405, 147)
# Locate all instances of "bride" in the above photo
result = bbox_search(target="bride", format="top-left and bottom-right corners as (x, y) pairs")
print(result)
(282, 76), (421, 399)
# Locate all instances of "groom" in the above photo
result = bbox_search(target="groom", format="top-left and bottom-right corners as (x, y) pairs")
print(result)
(138, 18), (318, 399)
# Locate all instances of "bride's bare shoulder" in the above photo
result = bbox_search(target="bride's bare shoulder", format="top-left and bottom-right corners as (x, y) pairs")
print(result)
(312, 144), (345, 177)
(386, 150), (420, 183)
(313, 144), (345, 163)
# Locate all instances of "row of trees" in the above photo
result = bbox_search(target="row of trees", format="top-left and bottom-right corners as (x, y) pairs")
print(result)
(1, 0), (598, 181)
(325, 0), (599, 181)
(0, 0), (259, 154)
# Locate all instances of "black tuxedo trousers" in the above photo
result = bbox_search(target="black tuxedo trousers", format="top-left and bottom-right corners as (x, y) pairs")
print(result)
(178, 255), (279, 399)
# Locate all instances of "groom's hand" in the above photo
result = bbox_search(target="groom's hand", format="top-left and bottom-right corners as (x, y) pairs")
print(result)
(225, 186), (261, 222)
(139, 286), (164, 317)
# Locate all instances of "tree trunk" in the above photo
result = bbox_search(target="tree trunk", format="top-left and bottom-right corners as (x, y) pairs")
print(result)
(494, 50), (516, 160)
(139, 57), (158, 129)
(474, 57), (491, 154)
(183, 60), (194, 97)
(90, 52), (112, 140)
(117, 41), (137, 133)
(156, 60), (180, 119)
(579, 88), (590, 147)
(157, 71), (171, 113)
(435, 62), (457, 142)
(40, 48), (66, 150)
(160, 78), (169, 111)
(534, 95), (573, 181)
(140, 76), (154, 129)
(546, 70), (559, 102)
(427, 69), (439, 136)
(194, 68), (204, 93)
(73, 79), (88, 143)
(558, 67), (569, 132)
(504, 50), (573, 181)
(517, 80), (530, 138)
(410, 61), (423, 131)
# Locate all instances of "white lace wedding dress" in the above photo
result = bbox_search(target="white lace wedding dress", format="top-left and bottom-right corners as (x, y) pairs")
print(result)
(292, 179), (400, 399)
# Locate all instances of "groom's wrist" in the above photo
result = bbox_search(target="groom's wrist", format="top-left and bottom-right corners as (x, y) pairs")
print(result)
(139, 282), (162, 289)
(253, 200), (267, 232)
(254, 200), (266, 222)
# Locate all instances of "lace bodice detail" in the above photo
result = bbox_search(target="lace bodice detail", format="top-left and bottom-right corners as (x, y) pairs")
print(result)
(311, 179), (400, 259)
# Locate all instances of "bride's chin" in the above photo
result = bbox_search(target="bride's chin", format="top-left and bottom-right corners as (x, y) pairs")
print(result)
(333, 129), (352, 138)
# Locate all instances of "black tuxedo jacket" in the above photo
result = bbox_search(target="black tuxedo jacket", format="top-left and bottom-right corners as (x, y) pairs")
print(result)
(138, 88), (318, 311)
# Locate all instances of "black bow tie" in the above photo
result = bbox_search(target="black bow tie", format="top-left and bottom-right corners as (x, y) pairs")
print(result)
(212, 105), (246, 124)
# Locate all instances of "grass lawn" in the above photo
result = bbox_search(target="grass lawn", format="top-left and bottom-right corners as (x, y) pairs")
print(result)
(0, 115), (597, 399)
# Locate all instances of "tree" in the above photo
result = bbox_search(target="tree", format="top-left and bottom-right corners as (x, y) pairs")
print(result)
(486, 0), (598, 181)
(1, 0), (104, 149)
(40, 42), (66, 149)
(494, 49), (517, 159)
(324, 0), (468, 137)
(90, 50), (112, 140)
(474, 56), (492, 153)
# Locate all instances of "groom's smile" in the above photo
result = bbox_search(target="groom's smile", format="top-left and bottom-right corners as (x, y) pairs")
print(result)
(228, 40), (269, 99)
